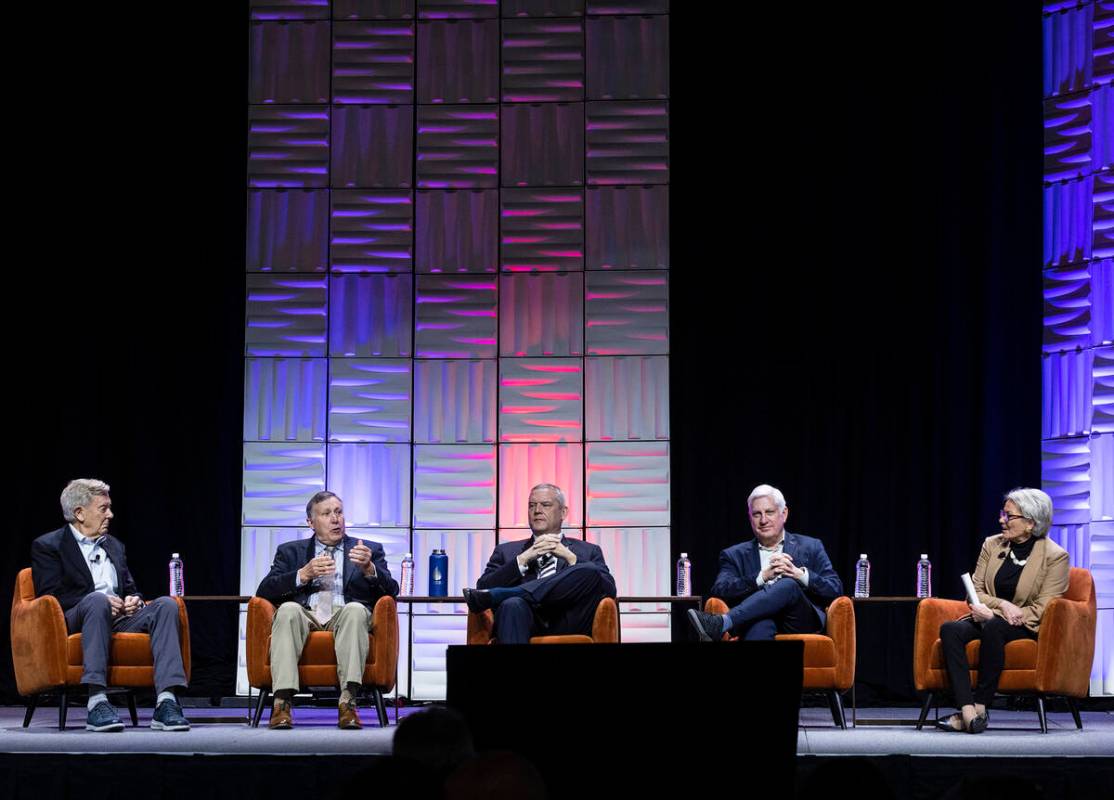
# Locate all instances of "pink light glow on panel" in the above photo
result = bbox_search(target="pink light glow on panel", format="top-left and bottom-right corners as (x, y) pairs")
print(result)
(525, 419), (580, 428)
(501, 405), (559, 414)
(523, 392), (579, 400)
(498, 444), (584, 528)
(522, 364), (581, 373)
(501, 378), (553, 386)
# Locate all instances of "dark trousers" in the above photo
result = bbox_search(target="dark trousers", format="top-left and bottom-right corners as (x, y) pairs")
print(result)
(725, 578), (821, 640)
(939, 616), (1037, 708)
(64, 592), (188, 693)
(493, 564), (617, 645)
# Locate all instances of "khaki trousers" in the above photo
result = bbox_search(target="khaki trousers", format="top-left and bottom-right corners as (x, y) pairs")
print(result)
(269, 601), (371, 693)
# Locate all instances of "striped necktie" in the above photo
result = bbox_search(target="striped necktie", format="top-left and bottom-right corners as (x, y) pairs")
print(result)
(314, 545), (338, 624)
(537, 552), (558, 581)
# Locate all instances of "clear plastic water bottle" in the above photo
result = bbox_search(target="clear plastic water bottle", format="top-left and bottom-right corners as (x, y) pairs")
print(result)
(854, 554), (870, 598)
(169, 553), (184, 597)
(675, 553), (692, 597)
(916, 554), (932, 599)
(400, 552), (415, 596)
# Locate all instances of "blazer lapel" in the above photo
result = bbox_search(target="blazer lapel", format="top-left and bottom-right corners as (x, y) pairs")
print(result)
(61, 528), (94, 586)
(1013, 537), (1046, 605)
(743, 539), (761, 578)
(781, 532), (797, 562)
(341, 535), (357, 591)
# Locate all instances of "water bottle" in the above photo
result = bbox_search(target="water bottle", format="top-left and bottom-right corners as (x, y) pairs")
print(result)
(169, 553), (184, 597)
(400, 552), (415, 596)
(916, 554), (932, 599)
(429, 549), (448, 597)
(854, 554), (870, 598)
(675, 553), (692, 597)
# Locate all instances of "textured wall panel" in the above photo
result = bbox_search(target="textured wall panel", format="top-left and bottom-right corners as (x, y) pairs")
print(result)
(1044, 175), (1093, 266)
(1097, 3), (1114, 85)
(417, 20), (499, 103)
(586, 15), (668, 100)
(499, 358), (583, 442)
(1042, 349), (1095, 437)
(500, 273), (584, 355)
(250, 21), (331, 104)
(586, 185), (668, 270)
(1097, 172), (1114, 259)
(498, 443), (584, 527)
(411, 530), (496, 611)
(1043, 3), (1094, 97)
(412, 444), (497, 528)
(1094, 347), (1114, 433)
(413, 359), (498, 443)
(247, 189), (329, 272)
(587, 1), (668, 12)
(1048, 522), (1091, 569)
(327, 443), (412, 525)
(335, 0), (416, 19)
(410, 614), (466, 701)
(502, 103), (584, 186)
(1042, 436), (1092, 525)
(331, 190), (414, 272)
(243, 443), (327, 525)
(1093, 434), (1114, 521)
(586, 100), (668, 185)
(244, 358), (328, 441)
(246, 275), (328, 356)
(248, 106), (330, 188)
(1044, 93), (1092, 182)
(501, 19), (584, 102)
(503, 0), (584, 18)
(501, 188), (584, 272)
(498, 527), (582, 543)
(1094, 83), (1113, 170)
(416, 189), (499, 272)
(585, 441), (669, 527)
(330, 274), (414, 357)
(416, 106), (499, 188)
(618, 612), (671, 643)
(585, 356), (668, 441)
(333, 22), (415, 104)
(585, 271), (668, 355)
(1043, 264), (1093, 352)
(239, 527), (308, 596)
(415, 275), (498, 358)
(332, 105), (414, 187)
(252, 0), (331, 20)
(418, 1), (499, 19)
(329, 359), (413, 442)
(585, 527), (669, 611)
(1095, 260), (1114, 344)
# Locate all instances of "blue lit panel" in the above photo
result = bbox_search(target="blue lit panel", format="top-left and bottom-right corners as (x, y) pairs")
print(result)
(243, 443), (327, 525)
(1042, 349), (1095, 438)
(585, 356), (668, 441)
(327, 443), (411, 526)
(1095, 347), (1114, 433)
(417, 19), (499, 104)
(329, 274), (413, 357)
(1044, 175), (1093, 266)
(1044, 265), (1093, 352)
(247, 189), (329, 272)
(500, 273), (584, 356)
(1042, 437), (1092, 526)
(246, 275), (328, 357)
(239, 527), (307, 596)
(585, 441), (669, 527)
(248, 106), (330, 188)
(328, 359), (413, 442)
(499, 358), (583, 442)
(250, 21), (331, 104)
(1096, 173), (1114, 260)
(244, 358), (328, 441)
(498, 443), (584, 527)
(332, 21), (415, 104)
(330, 190), (414, 273)
(1042, 3), (1094, 98)
(416, 189), (499, 273)
(412, 444), (497, 529)
(332, 104), (415, 188)
(413, 359), (498, 443)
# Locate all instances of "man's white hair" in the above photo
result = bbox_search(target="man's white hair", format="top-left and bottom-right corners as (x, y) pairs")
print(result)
(530, 483), (566, 508)
(747, 484), (787, 512)
(60, 479), (111, 522)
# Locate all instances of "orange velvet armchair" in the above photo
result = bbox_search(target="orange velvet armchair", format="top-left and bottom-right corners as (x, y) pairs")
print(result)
(467, 596), (620, 645)
(246, 594), (399, 727)
(705, 595), (856, 728)
(913, 567), (1096, 733)
(10, 567), (191, 730)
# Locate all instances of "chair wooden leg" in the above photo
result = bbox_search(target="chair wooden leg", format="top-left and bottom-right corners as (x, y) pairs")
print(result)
(126, 691), (139, 727)
(915, 692), (934, 730)
(827, 690), (846, 729)
(1036, 695), (1048, 734)
(252, 689), (270, 728)
(58, 688), (69, 731)
(23, 695), (38, 728)
(1067, 697), (1083, 730)
(372, 687), (389, 727)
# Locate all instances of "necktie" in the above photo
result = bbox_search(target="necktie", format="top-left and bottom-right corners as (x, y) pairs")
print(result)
(314, 546), (337, 625)
(537, 552), (558, 581)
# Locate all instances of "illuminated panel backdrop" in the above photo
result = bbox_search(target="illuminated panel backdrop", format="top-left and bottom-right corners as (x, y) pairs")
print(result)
(1042, 0), (1113, 695)
(243, 0), (670, 699)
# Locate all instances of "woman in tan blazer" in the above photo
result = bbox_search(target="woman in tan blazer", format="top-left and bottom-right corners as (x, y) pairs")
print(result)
(937, 487), (1069, 733)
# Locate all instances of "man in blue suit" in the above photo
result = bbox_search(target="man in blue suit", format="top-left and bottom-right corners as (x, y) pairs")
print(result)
(688, 484), (842, 641)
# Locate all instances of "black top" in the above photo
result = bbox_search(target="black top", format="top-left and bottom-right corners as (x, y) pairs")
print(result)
(994, 537), (1037, 602)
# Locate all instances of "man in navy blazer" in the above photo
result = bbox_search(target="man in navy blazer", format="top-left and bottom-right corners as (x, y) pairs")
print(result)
(31, 479), (190, 732)
(255, 490), (398, 730)
(688, 484), (842, 641)
(463, 483), (616, 644)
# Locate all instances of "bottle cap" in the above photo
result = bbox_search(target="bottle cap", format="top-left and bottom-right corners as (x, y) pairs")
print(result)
(921, 554), (928, 560)
(860, 553), (867, 559)
(680, 552), (687, 558)
(405, 552), (412, 558)
(172, 553), (180, 559)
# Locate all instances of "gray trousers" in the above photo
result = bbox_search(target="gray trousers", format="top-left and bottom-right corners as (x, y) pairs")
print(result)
(269, 601), (372, 694)
(64, 593), (188, 693)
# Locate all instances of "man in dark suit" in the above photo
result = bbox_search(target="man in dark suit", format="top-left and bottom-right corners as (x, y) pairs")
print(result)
(255, 490), (397, 730)
(31, 478), (190, 732)
(688, 484), (842, 641)
(463, 483), (616, 644)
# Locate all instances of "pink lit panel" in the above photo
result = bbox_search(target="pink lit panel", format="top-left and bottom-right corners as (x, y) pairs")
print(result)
(585, 355), (668, 441)
(412, 444), (497, 529)
(499, 358), (583, 442)
(498, 443), (584, 527)
(499, 273), (584, 356)
(413, 359), (498, 443)
(585, 270), (668, 356)
(585, 527), (669, 611)
(585, 441), (669, 527)
(414, 275), (498, 358)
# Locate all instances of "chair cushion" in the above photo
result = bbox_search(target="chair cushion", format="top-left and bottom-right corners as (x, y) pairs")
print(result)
(928, 638), (1038, 670)
(68, 633), (154, 666)
(529, 635), (594, 645)
(775, 634), (836, 669)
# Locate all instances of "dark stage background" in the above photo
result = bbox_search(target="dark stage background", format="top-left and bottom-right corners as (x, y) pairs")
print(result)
(2, 2), (1041, 702)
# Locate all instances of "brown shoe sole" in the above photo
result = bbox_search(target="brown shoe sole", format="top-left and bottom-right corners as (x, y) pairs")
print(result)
(338, 707), (362, 730)
(268, 711), (294, 730)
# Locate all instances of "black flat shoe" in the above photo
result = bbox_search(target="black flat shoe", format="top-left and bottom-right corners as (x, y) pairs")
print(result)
(936, 713), (966, 732)
(462, 587), (494, 613)
(968, 711), (989, 734)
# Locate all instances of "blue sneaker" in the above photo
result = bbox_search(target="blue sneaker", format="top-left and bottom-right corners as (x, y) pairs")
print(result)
(85, 700), (124, 732)
(151, 698), (191, 731)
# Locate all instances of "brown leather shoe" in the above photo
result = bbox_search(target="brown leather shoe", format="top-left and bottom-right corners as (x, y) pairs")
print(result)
(268, 700), (293, 730)
(338, 701), (362, 730)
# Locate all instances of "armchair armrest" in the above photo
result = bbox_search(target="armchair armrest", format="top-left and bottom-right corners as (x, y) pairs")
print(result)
(467, 610), (495, 645)
(368, 595), (398, 690)
(10, 592), (68, 695)
(591, 597), (619, 643)
(1034, 591), (1096, 697)
(913, 598), (969, 689)
(246, 596), (276, 688)
(825, 596), (856, 691)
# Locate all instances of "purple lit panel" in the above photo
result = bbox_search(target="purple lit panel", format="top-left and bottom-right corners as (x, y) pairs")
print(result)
(499, 358), (583, 442)
(328, 359), (412, 442)
(586, 15), (668, 100)
(1096, 173), (1114, 259)
(330, 274), (413, 357)
(586, 1), (668, 12)
(412, 444), (497, 528)
(502, 103), (584, 187)
(413, 360), (498, 443)
(1094, 84), (1113, 170)
(248, 106), (329, 188)
(415, 275), (498, 358)
(334, 0), (416, 19)
(585, 527), (669, 611)
(243, 443), (326, 525)
(246, 275), (328, 356)
(417, 0), (498, 19)
(330, 190), (414, 272)
(416, 189), (499, 272)
(247, 189), (329, 272)
(502, 0), (584, 16)
(1044, 94), (1092, 182)
(1042, 349), (1095, 438)
(244, 358), (328, 441)
(332, 105), (414, 187)
(1044, 265), (1093, 352)
(586, 185), (668, 270)
(585, 356), (668, 441)
(1092, 435), (1114, 519)
(500, 273), (584, 356)
(333, 22), (415, 104)
(411, 530), (496, 612)
(1042, 3), (1094, 98)
(1042, 437), (1091, 525)
(585, 441), (669, 527)
(416, 105), (499, 188)
(498, 443), (584, 527)
(328, 443), (412, 526)
(585, 271), (668, 355)
(1095, 259), (1114, 344)
(252, 0), (331, 20)
(1096, 3), (1114, 85)
(1095, 347), (1114, 433)
(250, 21), (331, 103)
(417, 20), (499, 104)
(502, 19), (584, 102)
(501, 188), (584, 272)
(586, 100), (669, 185)
(1044, 175), (1093, 266)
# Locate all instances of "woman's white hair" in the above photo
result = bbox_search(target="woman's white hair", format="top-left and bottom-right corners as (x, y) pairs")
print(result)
(1005, 487), (1053, 538)
(747, 484), (787, 511)
(60, 479), (111, 523)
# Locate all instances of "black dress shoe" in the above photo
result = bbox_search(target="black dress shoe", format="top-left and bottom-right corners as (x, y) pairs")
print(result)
(687, 609), (725, 642)
(936, 713), (965, 732)
(462, 587), (494, 613)
(968, 711), (989, 734)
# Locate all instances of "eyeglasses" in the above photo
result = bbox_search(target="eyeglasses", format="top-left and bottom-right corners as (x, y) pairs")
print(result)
(999, 510), (1026, 523)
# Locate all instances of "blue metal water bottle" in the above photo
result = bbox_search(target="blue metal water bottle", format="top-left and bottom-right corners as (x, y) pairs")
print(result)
(429, 549), (448, 597)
